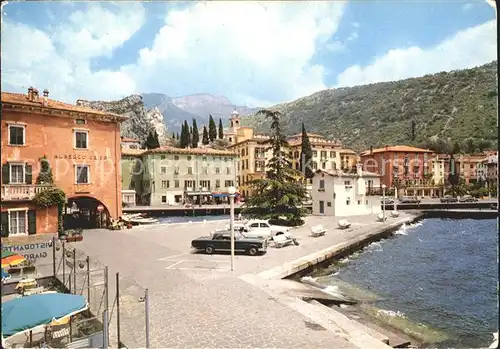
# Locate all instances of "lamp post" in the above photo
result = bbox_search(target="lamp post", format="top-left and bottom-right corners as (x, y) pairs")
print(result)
(228, 186), (236, 271)
(382, 184), (387, 223)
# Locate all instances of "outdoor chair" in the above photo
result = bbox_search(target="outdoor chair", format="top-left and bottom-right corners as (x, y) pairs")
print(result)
(272, 234), (294, 248)
(310, 224), (327, 237)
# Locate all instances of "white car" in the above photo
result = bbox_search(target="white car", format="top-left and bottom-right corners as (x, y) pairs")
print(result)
(242, 219), (291, 239)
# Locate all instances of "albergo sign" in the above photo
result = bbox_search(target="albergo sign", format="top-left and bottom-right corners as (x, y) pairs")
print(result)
(54, 154), (109, 160)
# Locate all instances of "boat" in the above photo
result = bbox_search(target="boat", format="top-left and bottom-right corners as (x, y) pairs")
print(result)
(129, 217), (159, 225)
(121, 213), (143, 222)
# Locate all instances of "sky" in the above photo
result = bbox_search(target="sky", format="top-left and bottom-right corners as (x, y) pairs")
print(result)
(1, 1), (496, 107)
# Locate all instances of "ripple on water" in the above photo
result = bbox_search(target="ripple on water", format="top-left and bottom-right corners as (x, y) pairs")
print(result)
(317, 218), (498, 348)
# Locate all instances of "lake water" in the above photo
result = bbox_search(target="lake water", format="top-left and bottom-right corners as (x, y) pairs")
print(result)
(157, 215), (230, 224)
(314, 218), (498, 347)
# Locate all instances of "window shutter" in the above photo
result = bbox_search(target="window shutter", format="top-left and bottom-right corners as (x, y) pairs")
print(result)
(2, 164), (9, 184)
(1, 212), (9, 237)
(25, 164), (33, 184)
(27, 210), (37, 235)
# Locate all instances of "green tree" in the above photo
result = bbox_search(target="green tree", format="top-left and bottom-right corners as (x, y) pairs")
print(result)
(145, 131), (159, 149)
(184, 120), (191, 148)
(176, 132), (179, 140)
(179, 122), (188, 148)
(152, 130), (160, 148)
(191, 119), (199, 148)
(36, 155), (54, 184)
(202, 125), (209, 145)
(218, 118), (224, 139)
(300, 123), (314, 179)
(208, 114), (217, 141)
(242, 109), (308, 226)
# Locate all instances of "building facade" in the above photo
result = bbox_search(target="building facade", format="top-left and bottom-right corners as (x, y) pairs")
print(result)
(359, 145), (439, 197)
(122, 146), (239, 206)
(1, 88), (126, 236)
(287, 133), (356, 172)
(311, 166), (382, 217)
(483, 153), (498, 194)
(121, 137), (141, 149)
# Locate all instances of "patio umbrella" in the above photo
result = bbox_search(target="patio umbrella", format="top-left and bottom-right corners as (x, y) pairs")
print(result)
(1, 252), (25, 268)
(2, 293), (88, 337)
(1, 268), (10, 281)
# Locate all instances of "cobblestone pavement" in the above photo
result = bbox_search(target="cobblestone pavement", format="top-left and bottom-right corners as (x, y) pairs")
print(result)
(76, 212), (417, 348)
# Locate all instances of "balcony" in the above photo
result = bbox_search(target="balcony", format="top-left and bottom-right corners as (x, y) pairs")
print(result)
(1, 184), (54, 201)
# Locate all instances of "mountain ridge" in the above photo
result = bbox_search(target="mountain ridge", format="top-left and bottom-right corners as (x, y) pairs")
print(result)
(242, 61), (498, 152)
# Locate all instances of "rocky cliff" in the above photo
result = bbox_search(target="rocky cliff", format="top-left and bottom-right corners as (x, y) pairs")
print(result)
(79, 95), (169, 145)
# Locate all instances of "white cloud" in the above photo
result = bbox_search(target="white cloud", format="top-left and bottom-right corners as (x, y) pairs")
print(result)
(326, 40), (346, 52)
(335, 19), (496, 87)
(126, 1), (346, 104)
(1, 2), (145, 101)
(352, 22), (360, 28)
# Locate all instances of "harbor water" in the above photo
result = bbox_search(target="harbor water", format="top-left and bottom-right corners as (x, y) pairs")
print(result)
(312, 218), (498, 347)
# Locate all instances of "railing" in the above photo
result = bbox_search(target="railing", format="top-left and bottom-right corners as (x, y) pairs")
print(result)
(1, 184), (54, 201)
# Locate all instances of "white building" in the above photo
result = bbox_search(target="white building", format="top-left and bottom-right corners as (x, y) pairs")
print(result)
(311, 165), (382, 217)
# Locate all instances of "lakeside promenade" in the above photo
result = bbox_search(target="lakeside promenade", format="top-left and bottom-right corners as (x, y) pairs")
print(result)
(74, 211), (420, 348)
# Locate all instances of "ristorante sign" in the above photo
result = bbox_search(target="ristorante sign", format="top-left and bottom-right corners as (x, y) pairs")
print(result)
(54, 154), (109, 160)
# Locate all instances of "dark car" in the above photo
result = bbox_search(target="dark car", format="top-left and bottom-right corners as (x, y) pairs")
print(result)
(459, 195), (478, 203)
(399, 196), (421, 204)
(191, 231), (267, 256)
(440, 195), (458, 203)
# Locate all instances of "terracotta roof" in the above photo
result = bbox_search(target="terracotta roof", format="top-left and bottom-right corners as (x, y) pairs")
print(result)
(143, 146), (238, 156)
(315, 168), (380, 178)
(1, 91), (127, 121)
(121, 137), (139, 142)
(287, 132), (325, 139)
(229, 136), (270, 148)
(360, 145), (434, 156)
(122, 148), (146, 156)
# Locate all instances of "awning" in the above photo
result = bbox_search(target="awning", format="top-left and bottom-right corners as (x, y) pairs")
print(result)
(2, 293), (88, 337)
(212, 193), (240, 198)
(185, 191), (212, 196)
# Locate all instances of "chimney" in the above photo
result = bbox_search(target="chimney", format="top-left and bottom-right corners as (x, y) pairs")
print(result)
(42, 89), (49, 106)
(356, 163), (363, 177)
(370, 146), (373, 155)
(385, 144), (388, 151)
(27, 87), (34, 101)
(32, 88), (39, 101)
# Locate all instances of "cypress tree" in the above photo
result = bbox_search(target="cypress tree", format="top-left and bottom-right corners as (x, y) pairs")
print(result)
(152, 130), (161, 148)
(202, 126), (209, 145)
(208, 114), (217, 141)
(184, 120), (191, 148)
(176, 132), (179, 140)
(191, 119), (199, 148)
(145, 131), (155, 149)
(300, 123), (314, 179)
(218, 118), (224, 139)
(180, 123), (188, 148)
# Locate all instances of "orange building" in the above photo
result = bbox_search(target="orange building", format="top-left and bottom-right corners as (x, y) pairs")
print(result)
(1, 88), (127, 236)
(359, 145), (439, 197)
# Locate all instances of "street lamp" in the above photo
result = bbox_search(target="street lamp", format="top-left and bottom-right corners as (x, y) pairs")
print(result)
(382, 184), (387, 223)
(228, 186), (236, 271)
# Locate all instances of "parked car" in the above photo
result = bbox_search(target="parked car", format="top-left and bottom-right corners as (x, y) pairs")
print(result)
(191, 230), (267, 256)
(459, 195), (478, 203)
(399, 196), (421, 204)
(381, 197), (395, 205)
(440, 195), (458, 203)
(226, 219), (290, 239)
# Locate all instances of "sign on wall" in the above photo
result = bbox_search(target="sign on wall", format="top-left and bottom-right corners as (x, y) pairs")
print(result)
(1, 239), (54, 264)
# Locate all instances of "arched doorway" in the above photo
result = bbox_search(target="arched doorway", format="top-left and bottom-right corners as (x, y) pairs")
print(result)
(64, 196), (110, 230)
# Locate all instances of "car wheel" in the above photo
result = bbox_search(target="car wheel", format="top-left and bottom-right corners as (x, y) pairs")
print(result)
(247, 246), (258, 256)
(205, 245), (215, 254)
